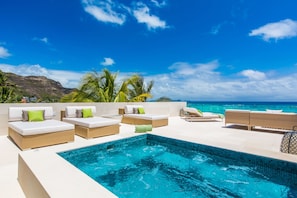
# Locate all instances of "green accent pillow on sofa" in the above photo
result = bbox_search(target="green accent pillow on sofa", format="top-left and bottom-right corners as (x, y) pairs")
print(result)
(138, 107), (145, 114)
(28, 110), (44, 122)
(82, 108), (93, 118)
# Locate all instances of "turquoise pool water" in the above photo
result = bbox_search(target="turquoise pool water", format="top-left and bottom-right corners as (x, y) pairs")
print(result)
(59, 135), (297, 198)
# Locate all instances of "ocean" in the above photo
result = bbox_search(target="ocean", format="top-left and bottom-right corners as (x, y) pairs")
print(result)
(187, 101), (297, 114)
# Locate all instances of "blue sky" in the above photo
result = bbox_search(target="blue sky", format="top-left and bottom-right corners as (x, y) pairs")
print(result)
(1, 0), (297, 101)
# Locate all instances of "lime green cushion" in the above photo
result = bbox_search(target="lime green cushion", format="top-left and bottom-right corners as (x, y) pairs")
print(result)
(28, 110), (44, 122)
(138, 107), (145, 114)
(82, 108), (93, 118)
(197, 109), (203, 116)
(135, 125), (152, 133)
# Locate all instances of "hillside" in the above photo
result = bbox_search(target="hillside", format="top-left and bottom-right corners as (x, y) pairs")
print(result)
(6, 72), (74, 102)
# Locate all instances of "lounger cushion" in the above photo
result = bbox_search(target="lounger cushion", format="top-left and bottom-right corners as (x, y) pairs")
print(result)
(124, 114), (168, 120)
(65, 106), (96, 118)
(8, 120), (74, 136)
(9, 107), (54, 121)
(124, 105), (143, 114)
(183, 107), (203, 117)
(63, 117), (120, 128)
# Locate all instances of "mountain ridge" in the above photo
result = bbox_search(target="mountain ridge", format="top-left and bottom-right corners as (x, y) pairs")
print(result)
(6, 72), (74, 102)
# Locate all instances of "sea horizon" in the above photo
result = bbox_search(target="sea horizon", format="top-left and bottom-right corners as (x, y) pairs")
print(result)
(186, 101), (297, 114)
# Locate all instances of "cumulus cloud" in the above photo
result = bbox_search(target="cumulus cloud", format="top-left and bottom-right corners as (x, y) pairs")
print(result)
(0, 46), (11, 58)
(168, 60), (220, 80)
(0, 64), (84, 88)
(240, 69), (266, 80)
(82, 0), (168, 30)
(249, 19), (297, 41)
(133, 2), (167, 30)
(144, 61), (297, 101)
(83, 0), (126, 25)
(100, 57), (115, 66)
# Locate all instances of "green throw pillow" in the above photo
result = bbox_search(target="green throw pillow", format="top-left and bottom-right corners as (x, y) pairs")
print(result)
(135, 125), (152, 133)
(138, 107), (145, 114)
(197, 109), (203, 116)
(82, 108), (93, 118)
(28, 110), (44, 122)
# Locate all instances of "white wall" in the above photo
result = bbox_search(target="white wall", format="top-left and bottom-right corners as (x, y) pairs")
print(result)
(0, 102), (186, 136)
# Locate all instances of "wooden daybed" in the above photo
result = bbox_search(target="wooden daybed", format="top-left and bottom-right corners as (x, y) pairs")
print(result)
(8, 106), (75, 150)
(119, 105), (168, 127)
(62, 106), (120, 139)
(225, 109), (297, 131)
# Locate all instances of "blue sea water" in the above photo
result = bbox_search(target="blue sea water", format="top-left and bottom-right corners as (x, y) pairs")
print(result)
(187, 101), (297, 114)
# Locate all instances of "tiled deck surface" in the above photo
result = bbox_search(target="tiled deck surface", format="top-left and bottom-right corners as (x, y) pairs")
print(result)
(1, 117), (297, 197)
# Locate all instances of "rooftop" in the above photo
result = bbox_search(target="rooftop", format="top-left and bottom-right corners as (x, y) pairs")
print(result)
(1, 116), (297, 197)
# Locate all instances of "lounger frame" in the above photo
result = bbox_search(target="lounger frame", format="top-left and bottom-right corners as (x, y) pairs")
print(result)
(121, 116), (168, 127)
(8, 127), (74, 150)
(225, 110), (297, 131)
(74, 124), (120, 139)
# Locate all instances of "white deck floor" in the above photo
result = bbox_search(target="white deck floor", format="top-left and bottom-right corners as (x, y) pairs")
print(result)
(1, 117), (297, 197)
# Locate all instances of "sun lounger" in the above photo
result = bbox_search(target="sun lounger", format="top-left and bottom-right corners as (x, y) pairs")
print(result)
(120, 105), (168, 127)
(225, 109), (297, 131)
(181, 107), (223, 122)
(8, 106), (75, 150)
(62, 106), (120, 139)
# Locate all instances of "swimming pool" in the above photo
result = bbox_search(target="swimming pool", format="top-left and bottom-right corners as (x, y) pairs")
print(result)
(58, 134), (297, 197)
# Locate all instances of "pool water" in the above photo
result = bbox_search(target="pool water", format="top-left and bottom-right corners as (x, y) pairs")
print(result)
(58, 135), (297, 198)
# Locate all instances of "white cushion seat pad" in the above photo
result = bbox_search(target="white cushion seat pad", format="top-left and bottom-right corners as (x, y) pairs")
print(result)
(63, 117), (120, 128)
(8, 120), (74, 136)
(124, 114), (168, 120)
(202, 112), (221, 118)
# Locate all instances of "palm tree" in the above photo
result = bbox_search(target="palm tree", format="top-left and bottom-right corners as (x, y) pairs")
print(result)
(61, 69), (154, 102)
(127, 74), (154, 102)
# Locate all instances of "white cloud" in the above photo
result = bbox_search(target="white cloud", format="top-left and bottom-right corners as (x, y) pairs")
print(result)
(101, 57), (115, 66)
(132, 2), (167, 30)
(150, 0), (166, 8)
(249, 19), (297, 41)
(83, 0), (126, 25)
(240, 69), (266, 80)
(143, 61), (297, 101)
(0, 46), (11, 58)
(168, 60), (220, 80)
(33, 37), (49, 44)
(0, 64), (84, 88)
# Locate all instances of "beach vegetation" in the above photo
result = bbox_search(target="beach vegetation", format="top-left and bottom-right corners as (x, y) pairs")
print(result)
(61, 69), (154, 102)
(0, 70), (21, 103)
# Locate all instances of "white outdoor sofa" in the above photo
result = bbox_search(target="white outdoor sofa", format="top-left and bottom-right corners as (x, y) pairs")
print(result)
(8, 106), (75, 150)
(119, 105), (169, 127)
(225, 109), (297, 131)
(62, 106), (120, 139)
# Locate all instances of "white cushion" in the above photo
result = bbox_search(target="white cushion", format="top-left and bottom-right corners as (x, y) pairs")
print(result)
(63, 117), (120, 128)
(65, 106), (96, 118)
(124, 114), (168, 120)
(8, 120), (74, 136)
(8, 106), (54, 121)
(124, 105), (143, 114)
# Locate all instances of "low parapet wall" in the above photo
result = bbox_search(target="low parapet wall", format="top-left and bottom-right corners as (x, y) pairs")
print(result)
(0, 102), (186, 136)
